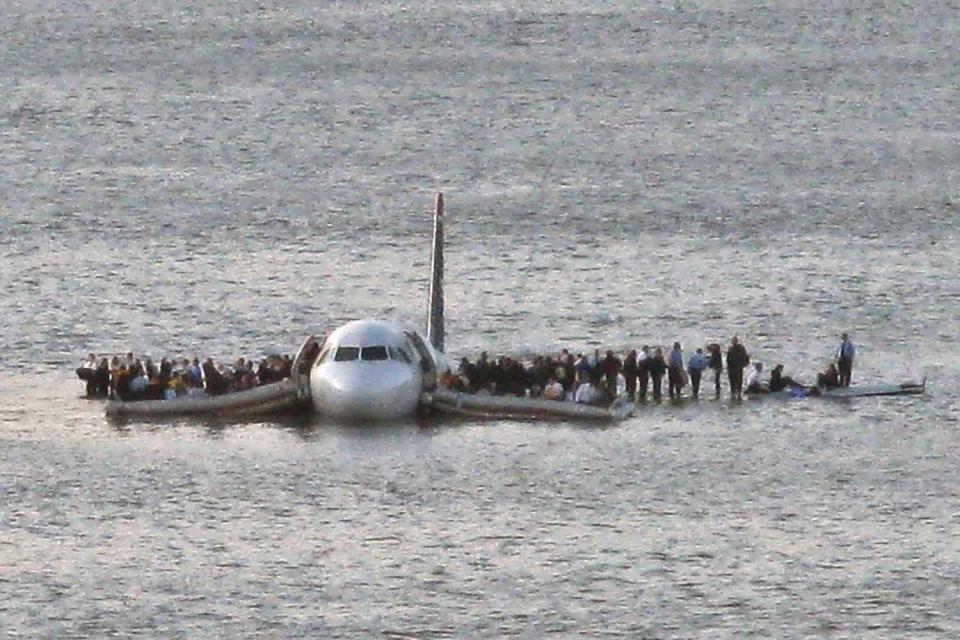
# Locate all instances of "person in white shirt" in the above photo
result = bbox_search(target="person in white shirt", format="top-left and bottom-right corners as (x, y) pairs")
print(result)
(574, 380), (603, 405)
(543, 377), (564, 401)
(745, 362), (768, 393)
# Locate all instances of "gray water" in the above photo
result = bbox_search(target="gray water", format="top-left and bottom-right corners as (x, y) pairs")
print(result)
(1, 1), (959, 637)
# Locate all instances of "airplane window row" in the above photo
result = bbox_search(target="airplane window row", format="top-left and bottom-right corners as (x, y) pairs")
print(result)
(322, 345), (413, 364)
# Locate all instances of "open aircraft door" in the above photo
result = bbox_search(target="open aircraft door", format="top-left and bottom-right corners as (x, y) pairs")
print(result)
(290, 334), (321, 399)
(405, 331), (438, 391)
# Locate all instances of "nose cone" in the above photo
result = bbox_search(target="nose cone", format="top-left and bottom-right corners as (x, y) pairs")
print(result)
(310, 362), (421, 421)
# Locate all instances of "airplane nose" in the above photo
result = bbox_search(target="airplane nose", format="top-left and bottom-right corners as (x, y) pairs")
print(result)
(310, 364), (420, 420)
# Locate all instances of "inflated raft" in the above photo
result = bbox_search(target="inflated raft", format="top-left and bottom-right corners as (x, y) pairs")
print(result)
(105, 379), (305, 417)
(422, 388), (633, 421)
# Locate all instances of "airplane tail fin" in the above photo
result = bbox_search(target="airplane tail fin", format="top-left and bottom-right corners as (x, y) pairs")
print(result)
(426, 192), (445, 352)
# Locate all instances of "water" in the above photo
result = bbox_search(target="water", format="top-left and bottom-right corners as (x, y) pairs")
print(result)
(1, 1), (958, 637)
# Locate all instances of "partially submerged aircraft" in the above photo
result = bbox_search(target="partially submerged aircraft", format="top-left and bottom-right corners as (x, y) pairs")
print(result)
(104, 194), (922, 421)
(106, 194), (630, 421)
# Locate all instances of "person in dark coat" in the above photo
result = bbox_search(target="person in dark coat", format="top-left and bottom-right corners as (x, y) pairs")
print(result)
(600, 350), (622, 398)
(667, 342), (684, 399)
(257, 359), (276, 386)
(726, 336), (750, 399)
(94, 358), (111, 396)
(76, 353), (97, 396)
(508, 358), (527, 396)
(768, 364), (799, 392)
(562, 352), (577, 393)
(707, 343), (723, 398)
(114, 364), (132, 399)
(158, 358), (172, 390)
(304, 340), (321, 366)
(474, 352), (491, 392)
(622, 350), (638, 402)
(817, 362), (841, 389)
(647, 347), (667, 401)
(280, 355), (293, 379)
(202, 358), (229, 395)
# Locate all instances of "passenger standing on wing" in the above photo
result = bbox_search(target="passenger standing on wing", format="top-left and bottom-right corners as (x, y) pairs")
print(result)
(144, 358), (158, 380)
(600, 350), (622, 397)
(562, 351), (577, 394)
(637, 346), (651, 402)
(726, 336), (750, 399)
(188, 358), (203, 387)
(647, 347), (667, 401)
(257, 359), (276, 386)
(114, 364), (132, 399)
(667, 342), (684, 399)
(575, 353), (592, 386)
(707, 343), (723, 398)
(472, 352), (490, 392)
(622, 349), (639, 402)
(158, 358), (172, 389)
(94, 358), (111, 396)
(686, 348), (707, 398)
(837, 333), (855, 387)
(202, 358), (229, 396)
(109, 356), (122, 397)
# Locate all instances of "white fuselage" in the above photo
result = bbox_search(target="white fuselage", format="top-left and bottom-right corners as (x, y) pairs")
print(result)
(309, 320), (428, 421)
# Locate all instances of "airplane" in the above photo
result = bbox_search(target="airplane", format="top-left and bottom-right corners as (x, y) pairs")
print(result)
(104, 193), (632, 422)
(307, 193), (452, 420)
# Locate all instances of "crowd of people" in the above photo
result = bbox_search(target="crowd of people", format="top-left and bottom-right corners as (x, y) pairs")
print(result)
(448, 334), (856, 406)
(78, 334), (857, 408)
(77, 352), (294, 401)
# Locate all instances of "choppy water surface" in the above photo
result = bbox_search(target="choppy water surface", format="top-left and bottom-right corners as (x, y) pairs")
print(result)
(1, 1), (958, 637)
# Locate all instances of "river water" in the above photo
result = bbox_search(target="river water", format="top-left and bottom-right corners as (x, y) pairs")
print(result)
(1, 1), (958, 637)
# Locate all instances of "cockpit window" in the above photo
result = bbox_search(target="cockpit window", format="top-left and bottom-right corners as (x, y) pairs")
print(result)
(361, 346), (389, 361)
(389, 346), (411, 363)
(333, 347), (360, 362)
